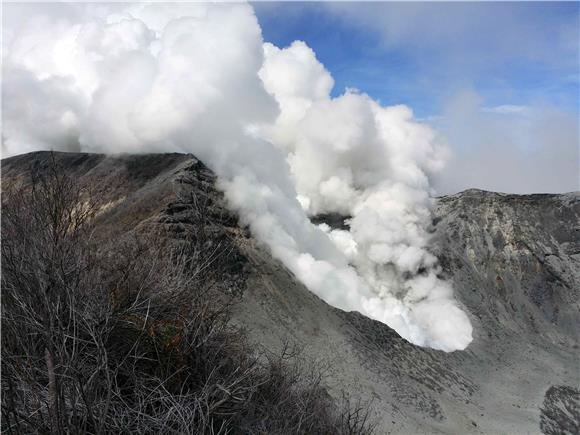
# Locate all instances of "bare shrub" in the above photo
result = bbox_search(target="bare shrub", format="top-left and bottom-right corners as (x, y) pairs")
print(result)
(1, 153), (374, 434)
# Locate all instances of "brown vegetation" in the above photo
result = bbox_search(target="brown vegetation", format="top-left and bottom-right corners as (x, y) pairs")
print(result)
(1, 153), (374, 434)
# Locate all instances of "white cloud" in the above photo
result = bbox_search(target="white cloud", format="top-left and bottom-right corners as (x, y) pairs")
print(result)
(482, 105), (530, 115)
(2, 2), (473, 352)
(434, 89), (579, 194)
(258, 41), (472, 350)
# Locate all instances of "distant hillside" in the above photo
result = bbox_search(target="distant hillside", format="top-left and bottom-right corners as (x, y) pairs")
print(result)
(3, 151), (579, 434)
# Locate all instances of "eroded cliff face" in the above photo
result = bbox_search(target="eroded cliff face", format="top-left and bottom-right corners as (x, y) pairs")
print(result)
(2, 152), (578, 434)
(433, 189), (579, 347)
(423, 190), (580, 434)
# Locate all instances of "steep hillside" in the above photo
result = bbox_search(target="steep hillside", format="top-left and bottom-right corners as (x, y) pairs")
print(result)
(2, 151), (578, 434)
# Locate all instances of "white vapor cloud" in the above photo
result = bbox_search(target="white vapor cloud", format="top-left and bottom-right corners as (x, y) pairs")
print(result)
(434, 89), (579, 194)
(2, 2), (472, 351)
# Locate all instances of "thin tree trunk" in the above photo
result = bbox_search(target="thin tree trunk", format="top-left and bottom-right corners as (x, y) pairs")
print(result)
(45, 347), (58, 433)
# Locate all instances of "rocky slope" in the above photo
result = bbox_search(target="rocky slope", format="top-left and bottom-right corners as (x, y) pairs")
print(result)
(2, 151), (579, 434)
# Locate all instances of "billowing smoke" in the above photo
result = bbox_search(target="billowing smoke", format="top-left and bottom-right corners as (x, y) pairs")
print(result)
(2, 2), (472, 351)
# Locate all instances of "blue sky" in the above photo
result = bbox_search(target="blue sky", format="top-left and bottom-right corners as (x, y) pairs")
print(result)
(254, 2), (579, 118)
(254, 2), (579, 193)
(2, 1), (577, 193)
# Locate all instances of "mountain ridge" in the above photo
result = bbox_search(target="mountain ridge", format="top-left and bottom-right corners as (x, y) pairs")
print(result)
(2, 151), (578, 434)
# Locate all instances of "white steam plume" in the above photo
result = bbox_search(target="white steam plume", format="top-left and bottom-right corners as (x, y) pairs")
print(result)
(2, 2), (472, 351)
